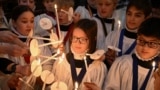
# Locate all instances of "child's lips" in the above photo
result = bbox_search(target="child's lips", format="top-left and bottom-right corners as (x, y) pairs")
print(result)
(26, 29), (31, 32)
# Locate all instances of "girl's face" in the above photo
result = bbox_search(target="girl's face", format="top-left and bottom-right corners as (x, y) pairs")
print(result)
(71, 28), (89, 54)
(13, 11), (34, 36)
(58, 7), (69, 25)
(18, 0), (35, 10)
(96, 0), (116, 18)
(136, 35), (160, 59)
(126, 6), (146, 30)
(43, 0), (54, 12)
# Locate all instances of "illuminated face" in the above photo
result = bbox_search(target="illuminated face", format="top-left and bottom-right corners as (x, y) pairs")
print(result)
(58, 8), (70, 25)
(13, 11), (34, 36)
(43, 0), (54, 12)
(71, 28), (89, 54)
(126, 6), (146, 30)
(18, 0), (35, 10)
(136, 35), (160, 59)
(96, 0), (116, 18)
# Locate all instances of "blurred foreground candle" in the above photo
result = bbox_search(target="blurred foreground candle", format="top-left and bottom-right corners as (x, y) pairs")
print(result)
(75, 81), (79, 90)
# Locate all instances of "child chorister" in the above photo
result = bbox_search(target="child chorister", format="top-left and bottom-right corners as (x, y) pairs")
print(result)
(92, 0), (124, 50)
(50, 19), (107, 90)
(104, 0), (152, 68)
(106, 17), (160, 90)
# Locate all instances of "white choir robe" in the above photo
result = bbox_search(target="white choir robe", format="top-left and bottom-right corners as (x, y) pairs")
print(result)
(75, 6), (92, 19)
(105, 55), (155, 90)
(104, 30), (135, 55)
(92, 10), (125, 50)
(51, 56), (107, 90)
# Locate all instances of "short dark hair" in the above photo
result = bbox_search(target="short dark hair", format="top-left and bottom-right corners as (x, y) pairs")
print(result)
(70, 19), (97, 53)
(137, 17), (160, 39)
(126, 0), (152, 17)
(11, 5), (34, 21)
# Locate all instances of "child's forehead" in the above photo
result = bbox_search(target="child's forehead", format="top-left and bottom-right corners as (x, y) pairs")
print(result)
(127, 6), (145, 14)
(138, 35), (160, 41)
(96, 0), (117, 3)
(43, 0), (54, 2)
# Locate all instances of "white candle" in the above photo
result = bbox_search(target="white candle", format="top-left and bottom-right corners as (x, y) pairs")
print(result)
(113, 20), (121, 48)
(54, 4), (61, 40)
(152, 61), (156, 70)
(75, 81), (79, 90)
(84, 56), (88, 71)
(38, 40), (62, 47)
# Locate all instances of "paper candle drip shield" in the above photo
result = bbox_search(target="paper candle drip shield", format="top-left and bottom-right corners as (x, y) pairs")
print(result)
(50, 32), (59, 48)
(107, 46), (121, 52)
(31, 60), (42, 77)
(41, 70), (55, 84)
(61, 7), (74, 21)
(86, 50), (105, 60)
(39, 18), (52, 30)
(51, 81), (68, 90)
(30, 39), (40, 56)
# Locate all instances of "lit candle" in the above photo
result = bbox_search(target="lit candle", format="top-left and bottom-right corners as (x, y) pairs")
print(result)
(107, 20), (121, 52)
(152, 61), (156, 71)
(75, 81), (79, 90)
(113, 20), (121, 48)
(84, 56), (88, 71)
(58, 53), (65, 64)
(54, 4), (61, 40)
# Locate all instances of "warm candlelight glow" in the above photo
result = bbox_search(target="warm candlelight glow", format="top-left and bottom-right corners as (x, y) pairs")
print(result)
(59, 53), (65, 64)
(54, 4), (57, 9)
(38, 58), (41, 65)
(152, 61), (156, 70)
(118, 20), (121, 29)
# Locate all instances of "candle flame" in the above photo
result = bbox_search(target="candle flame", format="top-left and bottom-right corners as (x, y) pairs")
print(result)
(59, 53), (65, 64)
(38, 58), (41, 64)
(57, 49), (60, 54)
(118, 20), (121, 25)
(54, 4), (57, 9)
(152, 61), (156, 67)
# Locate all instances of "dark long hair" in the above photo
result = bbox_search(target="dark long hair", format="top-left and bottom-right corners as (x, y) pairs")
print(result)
(11, 5), (34, 21)
(69, 19), (97, 53)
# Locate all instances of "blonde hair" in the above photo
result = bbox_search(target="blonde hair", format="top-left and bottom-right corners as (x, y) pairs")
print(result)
(54, 0), (74, 10)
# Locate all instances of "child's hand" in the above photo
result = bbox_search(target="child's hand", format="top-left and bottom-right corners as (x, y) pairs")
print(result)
(105, 48), (116, 65)
(16, 65), (31, 76)
(7, 74), (22, 89)
(83, 82), (100, 90)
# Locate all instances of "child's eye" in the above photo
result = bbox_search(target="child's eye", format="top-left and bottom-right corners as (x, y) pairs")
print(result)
(22, 21), (28, 23)
(126, 12), (131, 16)
(135, 14), (142, 18)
